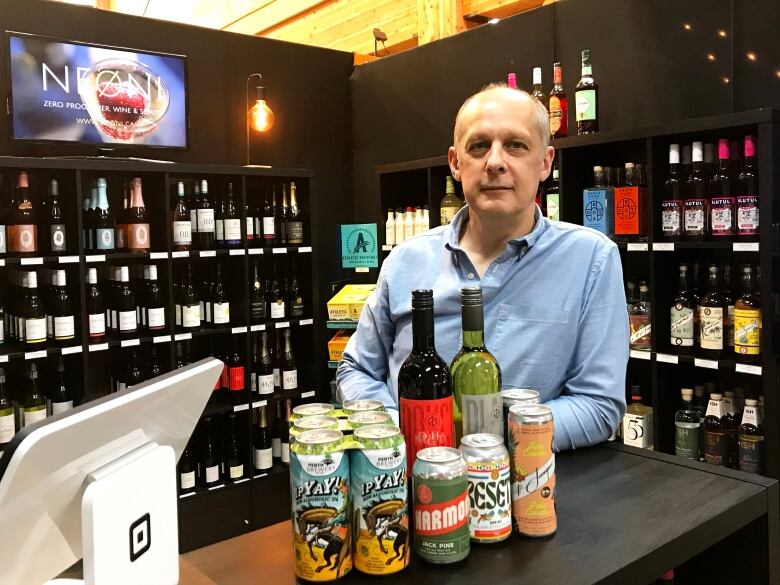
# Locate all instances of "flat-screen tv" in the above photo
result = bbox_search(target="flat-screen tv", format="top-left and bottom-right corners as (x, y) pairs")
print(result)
(7, 31), (188, 149)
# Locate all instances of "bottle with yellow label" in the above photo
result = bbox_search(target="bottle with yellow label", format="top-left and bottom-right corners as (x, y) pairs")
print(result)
(734, 264), (761, 362)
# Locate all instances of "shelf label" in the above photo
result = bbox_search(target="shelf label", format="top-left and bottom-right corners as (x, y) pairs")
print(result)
(153, 335), (172, 344)
(229, 249), (246, 256)
(59, 255), (79, 264)
(355, 267), (370, 273)
(25, 350), (47, 360)
(735, 363), (762, 376)
(172, 251), (189, 259)
(86, 255), (106, 263)
(121, 338), (141, 347)
(272, 248), (287, 254)
(275, 321), (290, 329)
(299, 246), (312, 253)
(254, 473), (269, 480)
(694, 358), (719, 370)
(232, 326), (248, 334)
(252, 400), (268, 408)
(21, 257), (43, 265)
(250, 324), (266, 332)
(629, 349), (651, 360)
(656, 353), (679, 365)
(179, 492), (196, 499)
(61, 345), (82, 355)
(733, 242), (759, 252)
(301, 391), (316, 399)
(208, 483), (225, 491)
(233, 477), (250, 485)
(0, 355), (8, 363)
(0, 259), (5, 267)
(381, 245), (393, 252)
(199, 250), (217, 258)
(652, 243), (674, 252)
(149, 252), (168, 260)
(627, 243), (648, 252)
(233, 403), (250, 412)
(175, 333), (192, 341)
(248, 248), (263, 255)
(299, 318), (313, 326)
(88, 343), (109, 352)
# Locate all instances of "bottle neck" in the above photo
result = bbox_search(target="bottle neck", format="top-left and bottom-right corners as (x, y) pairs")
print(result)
(412, 306), (435, 350)
(742, 271), (754, 295)
(461, 304), (485, 348)
(553, 66), (562, 85)
(678, 272), (688, 293)
(708, 273), (720, 292)
(638, 288), (649, 302)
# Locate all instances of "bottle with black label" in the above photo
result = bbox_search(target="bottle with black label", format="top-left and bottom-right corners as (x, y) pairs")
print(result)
(281, 328), (297, 393)
(46, 179), (67, 254)
(175, 340), (192, 370)
(125, 348), (145, 390)
(200, 415), (222, 486)
(223, 183), (242, 248)
(51, 270), (75, 345)
(704, 393), (729, 466)
(287, 258), (305, 318)
(224, 412), (245, 481)
(24, 271), (46, 348)
(287, 181), (303, 245)
(22, 363), (46, 428)
(146, 345), (164, 380)
(249, 261), (266, 324)
(0, 368), (15, 453)
(50, 357), (74, 415)
(253, 406), (273, 472)
(178, 443), (197, 494)
(269, 260), (286, 320)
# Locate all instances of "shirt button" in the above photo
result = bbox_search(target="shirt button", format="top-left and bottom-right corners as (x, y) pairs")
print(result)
(467, 272), (475, 279)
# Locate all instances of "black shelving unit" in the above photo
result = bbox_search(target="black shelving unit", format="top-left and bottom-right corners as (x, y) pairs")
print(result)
(0, 157), (325, 551)
(375, 109), (779, 479)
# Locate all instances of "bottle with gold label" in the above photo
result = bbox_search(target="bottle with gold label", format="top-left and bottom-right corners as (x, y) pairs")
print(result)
(699, 264), (725, 358)
(440, 176), (463, 226)
(734, 264), (761, 362)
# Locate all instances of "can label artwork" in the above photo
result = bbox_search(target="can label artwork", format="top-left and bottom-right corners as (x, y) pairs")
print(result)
(291, 450), (352, 580)
(351, 433), (409, 574)
(413, 476), (470, 563)
(509, 411), (557, 537)
(466, 454), (512, 542)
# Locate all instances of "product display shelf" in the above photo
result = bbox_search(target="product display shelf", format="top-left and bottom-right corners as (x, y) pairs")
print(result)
(375, 109), (779, 479)
(326, 319), (358, 329)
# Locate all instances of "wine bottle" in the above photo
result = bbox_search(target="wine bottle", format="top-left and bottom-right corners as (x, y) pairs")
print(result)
(710, 139), (735, 239)
(246, 199), (255, 243)
(200, 415), (222, 486)
(736, 135), (759, 241)
(178, 443), (197, 493)
(93, 178), (115, 252)
(211, 262), (230, 327)
(214, 188), (225, 248)
(253, 406), (273, 472)
(398, 289), (453, 473)
(0, 177), (7, 257)
(269, 260), (286, 320)
(50, 357), (74, 414)
(450, 286), (502, 438)
(128, 178), (150, 253)
(531, 66), (547, 109)
(85, 267), (105, 343)
(190, 181), (200, 250)
(180, 263), (201, 330)
(575, 49), (598, 134)
(115, 182), (129, 251)
(224, 412), (244, 481)
(116, 266), (137, 338)
(223, 183), (242, 248)
(662, 144), (683, 240)
(264, 185), (277, 246)
(440, 177), (462, 227)
(23, 362), (46, 427)
(699, 264), (725, 357)
(684, 142), (709, 241)
(0, 368), (14, 452)
(175, 340), (192, 369)
(281, 398), (291, 465)
(47, 179), (67, 254)
(287, 181), (303, 245)
(548, 62), (568, 138)
(227, 336), (245, 405)
(145, 264), (166, 332)
(172, 181), (191, 251)
(9, 171), (38, 255)
(272, 330), (282, 393)
(271, 400), (282, 458)
(279, 183), (288, 245)
(196, 179), (215, 249)
(281, 328), (297, 392)
(146, 345), (163, 379)
(125, 348), (145, 389)
(256, 330), (275, 396)
(249, 261), (266, 323)
(52, 270), (75, 345)
(287, 258), (304, 318)
(24, 271), (46, 347)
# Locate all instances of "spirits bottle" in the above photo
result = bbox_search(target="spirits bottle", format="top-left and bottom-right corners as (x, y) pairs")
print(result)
(507, 72), (517, 89)
(548, 62), (567, 139)
(736, 135), (759, 241)
(287, 181), (303, 245)
(385, 208), (395, 246)
(9, 171), (37, 255)
(575, 49), (598, 134)
(628, 282), (651, 351)
(723, 265), (735, 351)
(403, 206), (415, 241)
(734, 264), (761, 361)
(703, 393), (728, 466)
(22, 363), (46, 428)
(670, 264), (695, 352)
(47, 179), (67, 254)
(722, 391), (739, 468)
(738, 398), (764, 474)
(50, 357), (74, 414)
(545, 166), (560, 220)
(223, 182), (242, 248)
(450, 286), (502, 438)
(583, 166), (613, 236)
(661, 144), (683, 240)
(440, 177), (462, 227)
(683, 142), (709, 241)
(531, 66), (547, 109)
(710, 139), (735, 239)
(224, 412), (244, 481)
(196, 179), (215, 250)
(413, 207), (424, 236)
(398, 289), (453, 473)
(253, 405), (273, 472)
(674, 388), (700, 460)
(52, 270), (75, 345)
(172, 181), (191, 251)
(699, 264), (725, 357)
(622, 387), (653, 449)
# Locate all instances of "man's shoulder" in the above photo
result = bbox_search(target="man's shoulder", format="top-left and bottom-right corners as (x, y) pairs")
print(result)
(384, 226), (448, 269)
(542, 219), (618, 254)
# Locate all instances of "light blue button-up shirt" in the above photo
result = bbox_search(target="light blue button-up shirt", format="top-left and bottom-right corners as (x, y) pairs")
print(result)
(336, 205), (629, 451)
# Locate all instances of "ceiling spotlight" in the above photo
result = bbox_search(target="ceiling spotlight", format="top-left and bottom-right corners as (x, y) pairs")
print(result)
(489, 18), (500, 24)
(706, 53), (716, 62)
(722, 76), (731, 84)
(775, 70), (780, 79)
(683, 23), (692, 31)
(746, 51), (758, 62)
(717, 29), (727, 38)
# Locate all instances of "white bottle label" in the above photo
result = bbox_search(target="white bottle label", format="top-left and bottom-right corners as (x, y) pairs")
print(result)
(622, 413), (653, 449)
(254, 447), (273, 470)
(282, 369), (298, 390)
(246, 217), (254, 237)
(263, 217), (275, 237)
(51, 400), (74, 414)
(462, 393), (503, 437)
(0, 413), (15, 444)
(180, 471), (195, 490)
(700, 307), (724, 350)
(175, 304), (182, 327)
(199, 301), (205, 322)
(706, 399), (726, 419)
(25, 318), (47, 343)
(215, 219), (224, 241)
(119, 310), (137, 332)
(273, 368), (280, 388)
(205, 302), (212, 323)
(182, 305), (200, 328)
(213, 302), (230, 324)
(281, 442), (290, 464)
(197, 209), (215, 233)
(147, 307), (166, 329)
(258, 374), (274, 395)
(89, 312), (106, 336)
(272, 437), (281, 457)
(224, 219), (242, 242)
(54, 315), (75, 340)
(270, 301), (285, 319)
(205, 465), (219, 483)
(741, 405), (760, 427)
(23, 407), (47, 427)
(173, 220), (192, 245)
(229, 464), (244, 479)
(47, 315), (54, 338)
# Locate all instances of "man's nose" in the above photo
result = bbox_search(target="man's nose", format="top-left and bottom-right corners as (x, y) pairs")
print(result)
(485, 142), (507, 173)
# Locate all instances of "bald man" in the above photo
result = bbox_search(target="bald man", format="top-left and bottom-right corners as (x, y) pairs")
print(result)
(337, 84), (629, 451)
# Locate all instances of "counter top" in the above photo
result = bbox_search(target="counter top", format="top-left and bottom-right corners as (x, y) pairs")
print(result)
(182, 444), (778, 585)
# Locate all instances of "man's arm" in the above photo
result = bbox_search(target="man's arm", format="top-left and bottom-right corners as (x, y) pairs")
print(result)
(335, 258), (397, 407)
(546, 245), (628, 451)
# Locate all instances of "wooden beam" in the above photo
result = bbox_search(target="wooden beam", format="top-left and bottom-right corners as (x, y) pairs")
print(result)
(418, 0), (465, 45)
(462, 0), (546, 21)
(222, 0), (330, 35)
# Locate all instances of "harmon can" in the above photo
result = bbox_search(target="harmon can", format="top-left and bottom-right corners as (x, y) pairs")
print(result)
(290, 429), (352, 581)
(290, 403), (336, 426)
(351, 425), (409, 575)
(508, 404), (556, 538)
(501, 388), (540, 448)
(459, 433), (512, 543)
(412, 447), (470, 564)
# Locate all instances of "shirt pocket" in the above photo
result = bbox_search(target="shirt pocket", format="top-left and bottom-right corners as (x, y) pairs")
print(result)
(493, 302), (570, 393)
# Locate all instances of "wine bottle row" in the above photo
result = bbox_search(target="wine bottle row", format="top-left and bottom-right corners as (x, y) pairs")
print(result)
(384, 206), (431, 247)
(108, 344), (168, 394)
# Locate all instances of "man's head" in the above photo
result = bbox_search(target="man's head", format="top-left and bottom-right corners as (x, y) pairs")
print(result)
(448, 84), (554, 220)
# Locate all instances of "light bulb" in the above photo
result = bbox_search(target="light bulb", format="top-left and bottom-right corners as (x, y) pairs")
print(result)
(248, 99), (274, 132)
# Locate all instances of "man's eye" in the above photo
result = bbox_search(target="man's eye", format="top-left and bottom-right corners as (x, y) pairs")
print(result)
(506, 141), (527, 150)
(468, 142), (489, 152)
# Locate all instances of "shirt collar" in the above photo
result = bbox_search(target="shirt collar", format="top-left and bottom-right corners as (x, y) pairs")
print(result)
(445, 204), (548, 253)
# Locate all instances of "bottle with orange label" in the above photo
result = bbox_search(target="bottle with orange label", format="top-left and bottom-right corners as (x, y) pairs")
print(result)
(8, 171), (37, 255)
(127, 177), (150, 252)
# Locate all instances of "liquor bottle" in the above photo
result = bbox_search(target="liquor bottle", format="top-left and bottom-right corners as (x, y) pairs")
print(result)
(125, 348), (144, 389)
(85, 268), (105, 343)
(287, 181), (303, 245)
(50, 357), (74, 414)
(738, 398), (764, 474)
(172, 181), (191, 251)
(629, 282), (652, 351)
(281, 328), (297, 392)
(196, 179), (215, 249)
(22, 363), (46, 428)
(670, 264), (695, 352)
(575, 49), (598, 134)
(722, 265), (735, 351)
(269, 260), (286, 320)
(180, 263), (200, 331)
(736, 135), (759, 240)
(46, 179), (66, 254)
(674, 388), (700, 460)
(211, 263), (230, 327)
(146, 345), (164, 379)
(280, 399), (291, 465)
(249, 261), (266, 324)
(622, 386), (653, 449)
(116, 266), (137, 338)
(227, 336), (245, 405)
(24, 271), (46, 347)
(440, 177), (462, 226)
(224, 412), (244, 481)
(710, 139), (735, 239)
(9, 171), (37, 255)
(625, 278), (638, 316)
(722, 391), (739, 468)
(178, 444), (197, 494)
(703, 393), (728, 466)
(222, 183), (242, 248)
(398, 289), (453, 473)
(279, 183), (289, 245)
(451, 286), (502, 438)
(661, 144), (683, 240)
(545, 166), (560, 220)
(683, 142), (709, 241)
(734, 264), (761, 361)
(403, 206), (415, 241)
(531, 66), (547, 109)
(287, 259), (304, 319)
(385, 209), (395, 246)
(256, 331), (275, 396)
(144, 264), (166, 332)
(200, 415), (222, 486)
(253, 406), (273, 472)
(0, 369), (14, 452)
(394, 207), (405, 245)
(51, 270), (75, 345)
(699, 264), (725, 357)
(507, 72), (517, 89)
(271, 400), (282, 459)
(583, 166), (613, 236)
(549, 62), (568, 139)
(422, 206), (429, 230)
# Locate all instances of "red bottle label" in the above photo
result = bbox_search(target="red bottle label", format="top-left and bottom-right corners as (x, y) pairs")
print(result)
(400, 396), (454, 476)
(614, 187), (641, 235)
(219, 364), (229, 389)
(9, 224), (37, 253)
(229, 366), (245, 391)
(710, 197), (735, 236)
(736, 195), (759, 235)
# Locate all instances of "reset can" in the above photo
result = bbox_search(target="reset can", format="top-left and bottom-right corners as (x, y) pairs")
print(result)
(290, 403), (336, 426)
(412, 447), (470, 564)
(459, 433), (512, 543)
(351, 425), (409, 575)
(501, 388), (540, 448)
(508, 404), (556, 538)
(290, 429), (352, 581)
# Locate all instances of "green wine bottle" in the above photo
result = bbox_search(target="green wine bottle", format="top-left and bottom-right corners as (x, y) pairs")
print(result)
(0, 368), (15, 452)
(451, 286), (502, 438)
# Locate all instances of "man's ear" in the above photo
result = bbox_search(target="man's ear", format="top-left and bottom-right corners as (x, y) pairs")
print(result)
(448, 146), (461, 181)
(540, 145), (555, 182)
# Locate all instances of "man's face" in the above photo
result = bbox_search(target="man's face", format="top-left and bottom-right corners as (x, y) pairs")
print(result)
(448, 90), (554, 219)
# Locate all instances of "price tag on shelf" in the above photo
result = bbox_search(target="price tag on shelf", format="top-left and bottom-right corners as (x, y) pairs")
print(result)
(299, 246), (312, 253)
(88, 343), (109, 352)
(275, 322), (290, 329)
(656, 353), (679, 365)
(153, 335), (172, 344)
(735, 363), (762, 376)
(301, 391), (316, 399)
(629, 350), (651, 360)
(272, 248), (287, 254)
(175, 333), (192, 341)
(252, 400), (268, 408)
(149, 252), (168, 260)
(121, 339), (141, 347)
(58, 256), (79, 264)
(0, 355), (8, 363)
(229, 249), (246, 256)
(381, 245), (393, 252)
(355, 267), (370, 273)
(233, 477), (250, 485)
(199, 250), (216, 258)
(21, 257), (43, 266)
(61, 345), (82, 355)
(299, 318), (313, 326)
(694, 358), (719, 370)
(254, 473), (269, 480)
(179, 492), (195, 500)
(250, 324), (266, 332)
(0, 259), (5, 267)
(733, 242), (759, 252)
(626, 243), (648, 252)
(25, 350), (47, 360)
(233, 403), (250, 412)
(208, 484), (225, 492)
(232, 326), (248, 334)
(86, 255), (106, 263)
(652, 243), (674, 252)
(172, 251), (189, 259)
(248, 248), (263, 255)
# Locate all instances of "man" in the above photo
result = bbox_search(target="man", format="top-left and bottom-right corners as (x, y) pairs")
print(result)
(337, 84), (628, 451)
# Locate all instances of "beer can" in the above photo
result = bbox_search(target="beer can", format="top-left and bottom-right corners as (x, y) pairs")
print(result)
(290, 429), (352, 581)
(412, 447), (470, 564)
(459, 433), (512, 543)
(290, 403), (336, 426)
(290, 415), (340, 443)
(348, 411), (393, 430)
(501, 388), (540, 448)
(508, 404), (556, 537)
(343, 399), (385, 417)
(351, 425), (409, 575)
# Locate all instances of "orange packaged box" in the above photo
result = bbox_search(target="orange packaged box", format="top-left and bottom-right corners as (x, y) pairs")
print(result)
(328, 330), (352, 361)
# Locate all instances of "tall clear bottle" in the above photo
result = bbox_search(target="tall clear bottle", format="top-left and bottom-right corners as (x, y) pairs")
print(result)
(440, 176), (463, 226)
(574, 49), (598, 134)
(674, 388), (700, 460)
(629, 281), (651, 351)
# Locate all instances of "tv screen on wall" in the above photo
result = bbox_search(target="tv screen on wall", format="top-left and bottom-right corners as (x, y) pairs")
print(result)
(7, 32), (188, 149)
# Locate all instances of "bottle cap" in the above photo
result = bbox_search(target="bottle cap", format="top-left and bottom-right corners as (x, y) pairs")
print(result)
(710, 393), (722, 400)
(533, 67), (542, 85)
(507, 72), (517, 88)
(49, 179), (59, 197)
(745, 398), (758, 406)
(718, 138), (730, 160)
(744, 135), (756, 157)
(682, 144), (692, 165)
(411, 289), (434, 310)
(692, 141), (704, 162)
(120, 266), (130, 282)
(669, 144), (680, 164)
(460, 285), (483, 306)
(704, 143), (714, 164)
(681, 388), (693, 398)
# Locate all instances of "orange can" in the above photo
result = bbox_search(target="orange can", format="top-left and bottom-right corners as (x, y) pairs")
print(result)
(507, 404), (556, 537)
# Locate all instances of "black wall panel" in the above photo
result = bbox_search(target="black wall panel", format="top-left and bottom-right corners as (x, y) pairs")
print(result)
(733, 0), (780, 111)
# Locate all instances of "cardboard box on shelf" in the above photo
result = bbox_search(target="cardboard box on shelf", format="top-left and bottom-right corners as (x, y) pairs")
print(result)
(327, 284), (377, 321)
(328, 330), (352, 361)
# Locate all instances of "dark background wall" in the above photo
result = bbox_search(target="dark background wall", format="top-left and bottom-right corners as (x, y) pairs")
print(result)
(351, 0), (780, 223)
